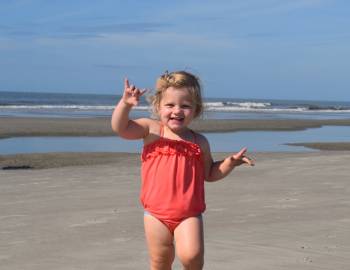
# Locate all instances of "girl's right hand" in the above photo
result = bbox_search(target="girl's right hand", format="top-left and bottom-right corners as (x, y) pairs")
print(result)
(122, 78), (147, 107)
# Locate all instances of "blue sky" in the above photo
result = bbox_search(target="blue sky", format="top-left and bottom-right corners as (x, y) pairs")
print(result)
(0, 0), (349, 101)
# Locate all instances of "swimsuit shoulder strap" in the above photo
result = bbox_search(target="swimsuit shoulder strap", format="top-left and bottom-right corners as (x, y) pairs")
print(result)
(159, 123), (164, 137)
(190, 129), (198, 145)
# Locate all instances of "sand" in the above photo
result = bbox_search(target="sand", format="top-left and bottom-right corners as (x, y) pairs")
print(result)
(1, 116), (350, 268)
(0, 152), (140, 170)
(1, 151), (350, 269)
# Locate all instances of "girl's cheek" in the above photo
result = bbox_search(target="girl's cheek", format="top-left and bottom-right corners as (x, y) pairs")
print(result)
(163, 108), (172, 114)
(185, 108), (194, 115)
(159, 108), (170, 117)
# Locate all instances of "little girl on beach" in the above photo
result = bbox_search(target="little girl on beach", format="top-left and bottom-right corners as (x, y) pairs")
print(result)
(111, 71), (254, 270)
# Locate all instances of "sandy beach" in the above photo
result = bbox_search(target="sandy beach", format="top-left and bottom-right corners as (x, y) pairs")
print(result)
(1, 117), (350, 269)
(2, 0), (350, 268)
(1, 151), (350, 269)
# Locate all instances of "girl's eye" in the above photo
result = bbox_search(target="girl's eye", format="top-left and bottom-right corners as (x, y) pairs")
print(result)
(165, 104), (174, 108)
(182, 104), (192, 109)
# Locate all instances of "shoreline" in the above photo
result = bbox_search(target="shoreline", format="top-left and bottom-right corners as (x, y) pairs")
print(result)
(1, 116), (350, 138)
(286, 142), (350, 151)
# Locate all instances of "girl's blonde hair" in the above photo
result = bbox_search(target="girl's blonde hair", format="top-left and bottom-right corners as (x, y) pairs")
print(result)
(149, 70), (203, 118)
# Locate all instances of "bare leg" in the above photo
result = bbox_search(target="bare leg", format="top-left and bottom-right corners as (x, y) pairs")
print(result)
(174, 216), (204, 270)
(144, 214), (175, 270)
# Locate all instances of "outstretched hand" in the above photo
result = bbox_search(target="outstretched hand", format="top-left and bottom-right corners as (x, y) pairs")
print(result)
(230, 147), (255, 167)
(122, 78), (147, 106)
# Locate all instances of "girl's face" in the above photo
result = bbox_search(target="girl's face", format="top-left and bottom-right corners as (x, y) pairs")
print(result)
(158, 87), (196, 133)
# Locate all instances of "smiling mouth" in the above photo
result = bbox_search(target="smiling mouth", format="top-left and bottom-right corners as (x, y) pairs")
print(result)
(170, 117), (184, 122)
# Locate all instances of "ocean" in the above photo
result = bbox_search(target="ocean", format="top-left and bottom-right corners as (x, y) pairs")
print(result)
(1, 91), (350, 154)
(1, 91), (350, 119)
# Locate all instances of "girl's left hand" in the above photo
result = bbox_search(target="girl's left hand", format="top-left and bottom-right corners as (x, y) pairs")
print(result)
(122, 78), (147, 107)
(230, 147), (255, 167)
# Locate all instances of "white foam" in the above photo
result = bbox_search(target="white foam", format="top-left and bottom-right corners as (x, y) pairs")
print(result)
(1, 103), (350, 113)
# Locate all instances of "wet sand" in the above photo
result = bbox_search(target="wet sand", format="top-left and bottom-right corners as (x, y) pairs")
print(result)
(0, 149), (350, 170)
(1, 151), (350, 269)
(287, 142), (350, 151)
(2, 116), (350, 138)
(0, 152), (139, 170)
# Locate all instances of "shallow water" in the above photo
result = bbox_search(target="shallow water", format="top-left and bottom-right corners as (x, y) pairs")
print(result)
(1, 126), (350, 155)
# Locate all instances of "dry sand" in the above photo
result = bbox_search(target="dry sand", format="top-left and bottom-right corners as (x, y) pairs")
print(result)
(1, 151), (350, 269)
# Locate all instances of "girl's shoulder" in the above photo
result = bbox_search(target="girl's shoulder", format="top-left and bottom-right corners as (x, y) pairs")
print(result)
(192, 131), (211, 153)
(143, 119), (162, 146)
(146, 118), (162, 132)
(133, 118), (160, 132)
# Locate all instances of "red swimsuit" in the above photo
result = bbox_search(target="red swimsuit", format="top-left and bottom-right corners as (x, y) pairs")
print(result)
(140, 125), (206, 233)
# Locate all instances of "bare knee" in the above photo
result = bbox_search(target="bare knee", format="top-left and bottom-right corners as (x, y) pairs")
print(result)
(174, 216), (204, 269)
(177, 249), (204, 270)
(148, 243), (175, 270)
(149, 254), (174, 270)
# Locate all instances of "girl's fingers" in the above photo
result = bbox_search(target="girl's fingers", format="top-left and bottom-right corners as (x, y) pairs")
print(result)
(131, 88), (140, 97)
(131, 88), (148, 97)
(140, 88), (148, 96)
(233, 147), (247, 159)
(242, 156), (255, 166)
(231, 147), (255, 166)
(124, 78), (130, 89)
(124, 78), (145, 95)
(122, 79), (146, 105)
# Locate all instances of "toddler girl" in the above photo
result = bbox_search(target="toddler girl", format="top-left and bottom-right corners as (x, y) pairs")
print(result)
(111, 71), (254, 270)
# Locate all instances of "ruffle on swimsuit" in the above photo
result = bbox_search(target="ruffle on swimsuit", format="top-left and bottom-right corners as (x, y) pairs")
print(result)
(141, 137), (202, 162)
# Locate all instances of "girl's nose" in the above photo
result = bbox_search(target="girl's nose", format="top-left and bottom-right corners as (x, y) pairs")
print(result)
(173, 106), (182, 113)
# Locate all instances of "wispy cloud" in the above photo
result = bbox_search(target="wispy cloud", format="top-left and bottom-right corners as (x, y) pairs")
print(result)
(61, 22), (172, 35)
(0, 21), (172, 40)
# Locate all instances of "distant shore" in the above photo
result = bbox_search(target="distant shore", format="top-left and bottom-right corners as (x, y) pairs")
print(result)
(2, 116), (350, 138)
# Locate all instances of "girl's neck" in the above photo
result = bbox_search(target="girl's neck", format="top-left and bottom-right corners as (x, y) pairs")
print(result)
(162, 124), (192, 141)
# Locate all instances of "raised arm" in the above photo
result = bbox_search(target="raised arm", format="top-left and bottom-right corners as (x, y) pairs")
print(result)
(200, 135), (254, 182)
(111, 78), (150, 140)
